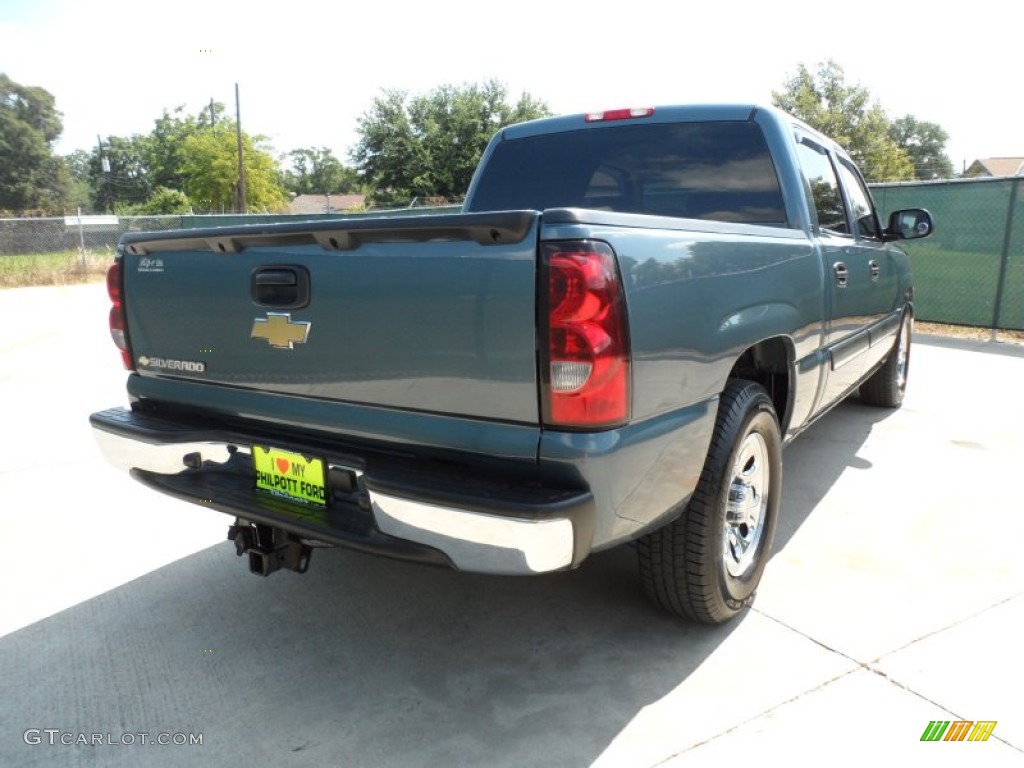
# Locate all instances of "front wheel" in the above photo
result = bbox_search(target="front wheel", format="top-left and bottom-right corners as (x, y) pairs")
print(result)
(637, 379), (782, 624)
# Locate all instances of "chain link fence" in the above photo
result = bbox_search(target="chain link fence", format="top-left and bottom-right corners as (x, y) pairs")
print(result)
(0, 215), (183, 257)
(3, 184), (1021, 332)
(871, 177), (1023, 331)
(0, 215), (189, 286)
(0, 205), (463, 256)
(0, 206), (462, 286)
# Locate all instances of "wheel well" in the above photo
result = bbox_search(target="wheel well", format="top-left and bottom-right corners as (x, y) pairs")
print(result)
(727, 338), (793, 432)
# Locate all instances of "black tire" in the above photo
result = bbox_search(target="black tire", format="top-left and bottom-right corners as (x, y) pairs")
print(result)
(637, 379), (782, 624)
(860, 311), (912, 408)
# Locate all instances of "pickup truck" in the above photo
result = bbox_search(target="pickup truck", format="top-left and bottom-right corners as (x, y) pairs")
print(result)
(90, 104), (932, 624)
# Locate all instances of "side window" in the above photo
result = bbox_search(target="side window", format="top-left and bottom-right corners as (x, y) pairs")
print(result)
(794, 137), (848, 234)
(836, 159), (880, 239)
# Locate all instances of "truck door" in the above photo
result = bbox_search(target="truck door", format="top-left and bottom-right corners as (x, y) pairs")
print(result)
(793, 135), (869, 406)
(833, 157), (902, 372)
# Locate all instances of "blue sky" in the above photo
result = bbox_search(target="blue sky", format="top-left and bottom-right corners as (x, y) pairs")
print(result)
(0, 0), (1018, 171)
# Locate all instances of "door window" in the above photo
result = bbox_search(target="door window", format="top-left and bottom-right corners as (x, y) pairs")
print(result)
(836, 159), (881, 238)
(794, 137), (848, 234)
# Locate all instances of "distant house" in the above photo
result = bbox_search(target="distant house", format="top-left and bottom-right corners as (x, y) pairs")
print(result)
(289, 193), (366, 215)
(964, 157), (1024, 177)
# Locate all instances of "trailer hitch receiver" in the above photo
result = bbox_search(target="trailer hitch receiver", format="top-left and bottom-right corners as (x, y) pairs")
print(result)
(227, 519), (313, 576)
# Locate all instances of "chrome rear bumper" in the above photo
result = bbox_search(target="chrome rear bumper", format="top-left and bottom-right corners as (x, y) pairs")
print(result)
(90, 408), (589, 575)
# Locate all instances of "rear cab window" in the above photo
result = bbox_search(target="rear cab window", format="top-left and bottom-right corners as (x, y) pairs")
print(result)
(468, 121), (788, 226)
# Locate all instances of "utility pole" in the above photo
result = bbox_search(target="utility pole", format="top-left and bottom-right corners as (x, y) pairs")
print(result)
(209, 98), (216, 126)
(97, 135), (111, 212)
(235, 83), (247, 213)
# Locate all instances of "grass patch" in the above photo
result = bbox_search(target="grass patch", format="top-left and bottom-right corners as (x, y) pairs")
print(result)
(917, 321), (1024, 344)
(0, 248), (113, 288)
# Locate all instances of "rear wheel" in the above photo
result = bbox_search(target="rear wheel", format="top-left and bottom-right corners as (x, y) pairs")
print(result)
(637, 379), (782, 624)
(860, 311), (912, 408)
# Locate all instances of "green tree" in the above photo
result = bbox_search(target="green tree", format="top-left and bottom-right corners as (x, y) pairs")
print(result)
(285, 147), (361, 195)
(90, 134), (152, 212)
(888, 115), (954, 180)
(140, 186), (191, 214)
(0, 73), (71, 213)
(143, 104), (225, 193)
(83, 104), (287, 214)
(115, 186), (192, 215)
(351, 80), (550, 204)
(181, 125), (288, 212)
(63, 149), (94, 212)
(772, 61), (914, 182)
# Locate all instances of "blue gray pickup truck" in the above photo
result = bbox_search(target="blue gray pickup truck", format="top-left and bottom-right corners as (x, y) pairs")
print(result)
(90, 104), (932, 623)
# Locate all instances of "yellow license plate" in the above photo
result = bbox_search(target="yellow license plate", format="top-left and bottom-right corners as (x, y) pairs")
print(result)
(253, 446), (326, 505)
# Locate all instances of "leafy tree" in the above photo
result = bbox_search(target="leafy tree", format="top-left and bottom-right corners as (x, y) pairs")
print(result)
(143, 104), (225, 193)
(888, 116), (954, 180)
(351, 80), (550, 204)
(772, 61), (914, 182)
(0, 73), (71, 213)
(181, 125), (288, 212)
(63, 149), (94, 212)
(115, 186), (191, 215)
(352, 89), (424, 204)
(90, 134), (152, 212)
(285, 147), (361, 195)
(141, 186), (191, 214)
(65, 149), (91, 183)
(71, 104), (287, 214)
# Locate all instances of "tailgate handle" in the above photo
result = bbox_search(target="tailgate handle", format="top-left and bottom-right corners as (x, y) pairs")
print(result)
(252, 266), (310, 309)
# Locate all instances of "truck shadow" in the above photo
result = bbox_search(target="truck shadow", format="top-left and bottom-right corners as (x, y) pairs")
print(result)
(0, 401), (888, 768)
(0, 542), (731, 768)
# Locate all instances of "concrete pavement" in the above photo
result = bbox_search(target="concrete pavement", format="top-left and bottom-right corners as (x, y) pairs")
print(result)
(1, 283), (1021, 766)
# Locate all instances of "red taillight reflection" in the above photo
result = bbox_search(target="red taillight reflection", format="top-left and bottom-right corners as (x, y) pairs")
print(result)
(106, 261), (134, 370)
(542, 241), (630, 428)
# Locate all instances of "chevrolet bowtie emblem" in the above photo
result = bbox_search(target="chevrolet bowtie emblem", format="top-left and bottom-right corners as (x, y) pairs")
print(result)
(251, 313), (311, 349)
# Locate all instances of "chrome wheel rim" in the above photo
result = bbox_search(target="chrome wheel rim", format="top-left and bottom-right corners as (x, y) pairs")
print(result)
(724, 432), (769, 578)
(896, 318), (911, 391)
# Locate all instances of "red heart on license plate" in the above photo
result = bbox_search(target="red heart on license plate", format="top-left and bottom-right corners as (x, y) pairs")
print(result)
(276, 457), (290, 473)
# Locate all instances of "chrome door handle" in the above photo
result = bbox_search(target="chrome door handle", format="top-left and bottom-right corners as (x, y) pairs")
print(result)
(833, 262), (848, 288)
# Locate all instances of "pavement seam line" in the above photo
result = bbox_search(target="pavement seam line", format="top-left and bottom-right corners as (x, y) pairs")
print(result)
(649, 667), (860, 765)
(861, 666), (1024, 753)
(752, 597), (1024, 756)
(652, 607), (869, 765)
(751, 607), (864, 665)
(753, 593), (1024, 669)
(872, 591), (1024, 660)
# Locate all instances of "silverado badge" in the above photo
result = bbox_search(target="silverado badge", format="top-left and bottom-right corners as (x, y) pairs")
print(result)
(251, 313), (311, 349)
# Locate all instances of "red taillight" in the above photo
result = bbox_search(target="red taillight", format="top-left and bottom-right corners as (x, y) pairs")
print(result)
(106, 261), (134, 370)
(106, 261), (121, 304)
(542, 241), (630, 428)
(585, 107), (654, 122)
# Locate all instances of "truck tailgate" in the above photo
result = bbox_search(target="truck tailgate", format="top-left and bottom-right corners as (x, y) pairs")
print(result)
(120, 212), (541, 424)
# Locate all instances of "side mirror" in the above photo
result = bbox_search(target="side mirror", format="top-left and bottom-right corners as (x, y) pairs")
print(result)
(884, 208), (933, 241)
